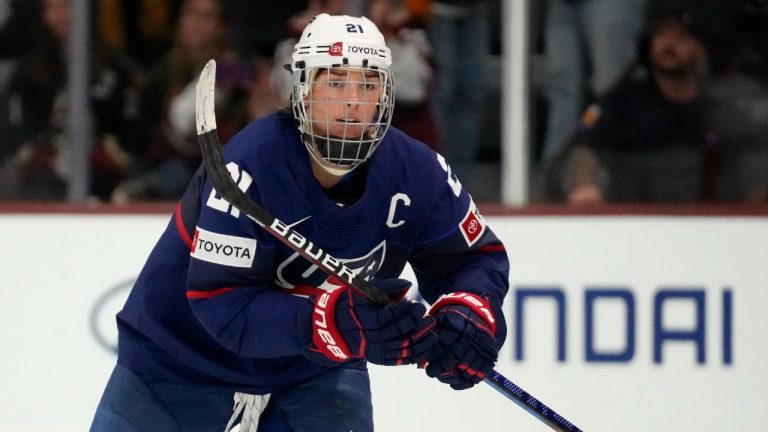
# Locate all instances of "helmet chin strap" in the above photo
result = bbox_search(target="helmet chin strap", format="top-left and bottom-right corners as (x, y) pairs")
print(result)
(304, 138), (355, 177)
(302, 132), (373, 176)
(308, 150), (354, 176)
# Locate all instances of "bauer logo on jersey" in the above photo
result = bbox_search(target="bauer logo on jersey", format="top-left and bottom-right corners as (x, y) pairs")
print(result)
(459, 200), (486, 246)
(191, 227), (257, 268)
(275, 241), (386, 290)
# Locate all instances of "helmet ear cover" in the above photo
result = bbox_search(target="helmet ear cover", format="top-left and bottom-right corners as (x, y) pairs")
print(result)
(289, 14), (395, 173)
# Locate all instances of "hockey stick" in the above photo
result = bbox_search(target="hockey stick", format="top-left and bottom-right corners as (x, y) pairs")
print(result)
(195, 60), (582, 432)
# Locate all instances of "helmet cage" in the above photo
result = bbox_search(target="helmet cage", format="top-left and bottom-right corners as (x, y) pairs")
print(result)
(291, 65), (394, 170)
(289, 14), (395, 172)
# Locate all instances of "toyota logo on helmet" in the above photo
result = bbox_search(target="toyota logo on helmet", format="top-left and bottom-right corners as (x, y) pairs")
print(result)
(329, 41), (343, 56)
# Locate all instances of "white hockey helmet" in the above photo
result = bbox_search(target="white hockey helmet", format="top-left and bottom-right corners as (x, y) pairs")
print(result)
(290, 13), (395, 174)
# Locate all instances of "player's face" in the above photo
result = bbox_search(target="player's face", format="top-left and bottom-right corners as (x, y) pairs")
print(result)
(306, 68), (382, 140)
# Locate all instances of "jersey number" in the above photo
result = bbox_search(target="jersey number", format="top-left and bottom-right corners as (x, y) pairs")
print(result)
(206, 162), (253, 218)
(436, 154), (462, 197)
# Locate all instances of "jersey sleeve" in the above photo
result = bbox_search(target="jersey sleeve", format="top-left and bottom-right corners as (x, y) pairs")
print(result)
(184, 134), (313, 359)
(408, 154), (510, 346)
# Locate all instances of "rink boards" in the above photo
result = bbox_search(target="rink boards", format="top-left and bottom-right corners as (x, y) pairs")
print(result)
(0, 213), (765, 431)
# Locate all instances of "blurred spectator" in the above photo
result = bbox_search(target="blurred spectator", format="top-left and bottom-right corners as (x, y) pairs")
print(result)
(244, 56), (284, 121)
(706, 0), (768, 202)
(111, 0), (254, 203)
(0, 0), (142, 201)
(538, 0), (646, 194)
(0, 0), (37, 56)
(404, 0), (429, 24)
(222, 1), (309, 121)
(558, 4), (768, 204)
(427, 0), (490, 182)
(225, 0), (307, 61)
(0, 0), (40, 92)
(559, 6), (712, 204)
(368, 0), (438, 151)
(97, 0), (182, 71)
(271, 0), (350, 103)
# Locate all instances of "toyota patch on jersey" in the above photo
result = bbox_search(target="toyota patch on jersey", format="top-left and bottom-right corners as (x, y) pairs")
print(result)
(191, 227), (257, 268)
(459, 200), (486, 246)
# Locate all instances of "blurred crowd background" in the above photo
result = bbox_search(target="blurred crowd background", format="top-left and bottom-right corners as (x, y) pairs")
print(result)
(0, 0), (766, 205)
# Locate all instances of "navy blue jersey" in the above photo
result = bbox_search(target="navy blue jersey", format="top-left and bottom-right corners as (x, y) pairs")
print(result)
(117, 111), (509, 394)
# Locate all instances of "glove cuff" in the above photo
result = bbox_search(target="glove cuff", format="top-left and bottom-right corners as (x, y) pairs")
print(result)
(312, 287), (354, 362)
(428, 292), (497, 335)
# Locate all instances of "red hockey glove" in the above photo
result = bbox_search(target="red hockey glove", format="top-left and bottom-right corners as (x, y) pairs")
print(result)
(302, 278), (437, 366)
(423, 292), (500, 390)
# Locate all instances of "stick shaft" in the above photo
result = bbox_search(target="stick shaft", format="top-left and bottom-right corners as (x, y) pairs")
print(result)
(485, 371), (583, 431)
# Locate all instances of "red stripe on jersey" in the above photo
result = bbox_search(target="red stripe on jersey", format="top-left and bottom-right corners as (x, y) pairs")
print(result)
(187, 286), (235, 299)
(478, 244), (506, 253)
(175, 202), (194, 250)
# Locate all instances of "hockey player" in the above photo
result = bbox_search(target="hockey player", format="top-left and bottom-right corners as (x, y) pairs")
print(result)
(91, 13), (509, 432)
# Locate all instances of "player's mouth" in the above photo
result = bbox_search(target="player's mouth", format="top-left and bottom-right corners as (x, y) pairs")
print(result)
(329, 119), (367, 136)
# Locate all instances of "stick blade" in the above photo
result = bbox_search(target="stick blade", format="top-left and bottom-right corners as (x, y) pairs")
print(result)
(196, 59), (217, 135)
